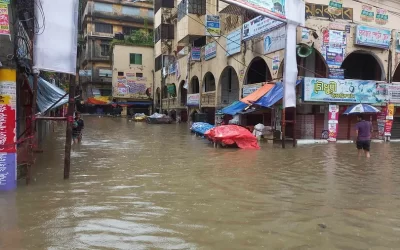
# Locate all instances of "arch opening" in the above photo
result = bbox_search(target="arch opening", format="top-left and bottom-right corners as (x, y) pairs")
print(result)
(341, 50), (384, 81)
(245, 57), (272, 85)
(219, 66), (239, 106)
(179, 80), (187, 106)
(190, 76), (200, 94)
(203, 72), (216, 92)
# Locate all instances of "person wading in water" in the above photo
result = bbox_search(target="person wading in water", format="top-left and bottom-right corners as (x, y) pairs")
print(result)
(73, 112), (85, 144)
(355, 114), (372, 158)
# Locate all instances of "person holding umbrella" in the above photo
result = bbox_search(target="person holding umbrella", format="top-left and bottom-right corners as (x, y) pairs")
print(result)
(344, 103), (379, 158)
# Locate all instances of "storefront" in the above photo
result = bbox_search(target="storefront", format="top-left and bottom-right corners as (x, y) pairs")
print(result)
(302, 77), (378, 141)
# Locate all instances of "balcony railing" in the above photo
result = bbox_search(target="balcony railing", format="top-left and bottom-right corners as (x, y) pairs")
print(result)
(161, 97), (186, 109)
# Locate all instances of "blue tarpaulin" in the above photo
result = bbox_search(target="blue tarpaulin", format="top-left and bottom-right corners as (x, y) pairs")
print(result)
(191, 122), (214, 135)
(29, 76), (69, 112)
(220, 101), (248, 115)
(255, 80), (302, 108)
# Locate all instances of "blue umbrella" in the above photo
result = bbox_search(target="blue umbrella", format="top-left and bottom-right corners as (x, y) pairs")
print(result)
(343, 104), (380, 115)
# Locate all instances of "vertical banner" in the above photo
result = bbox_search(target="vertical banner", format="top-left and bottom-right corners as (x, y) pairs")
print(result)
(283, 23), (298, 108)
(384, 104), (395, 136)
(0, 3), (10, 35)
(328, 105), (339, 142)
(0, 69), (17, 191)
(377, 106), (386, 139)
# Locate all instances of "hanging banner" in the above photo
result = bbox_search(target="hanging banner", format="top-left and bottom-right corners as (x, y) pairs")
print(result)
(303, 77), (377, 103)
(377, 106), (386, 138)
(263, 26), (286, 54)
(355, 25), (391, 49)
(226, 29), (241, 56)
(327, 0), (343, 15)
(222, 0), (286, 20)
(375, 8), (388, 25)
(328, 105), (339, 142)
(325, 46), (344, 68)
(242, 15), (284, 41)
(328, 69), (344, 79)
(375, 83), (400, 104)
(191, 47), (201, 61)
(360, 5), (374, 22)
(0, 70), (17, 191)
(187, 93), (200, 106)
(0, 4), (10, 35)
(272, 56), (280, 70)
(205, 15), (220, 37)
(204, 42), (217, 61)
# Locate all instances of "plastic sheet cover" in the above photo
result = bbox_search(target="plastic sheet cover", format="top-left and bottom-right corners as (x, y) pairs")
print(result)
(205, 125), (260, 149)
(29, 76), (69, 112)
(190, 122), (214, 135)
(220, 101), (248, 115)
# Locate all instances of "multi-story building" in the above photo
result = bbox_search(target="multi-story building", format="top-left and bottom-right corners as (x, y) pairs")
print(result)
(154, 0), (400, 140)
(78, 0), (154, 106)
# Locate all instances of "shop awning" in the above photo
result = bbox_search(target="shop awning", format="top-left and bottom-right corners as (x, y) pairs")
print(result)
(241, 83), (274, 105)
(87, 96), (111, 105)
(29, 76), (69, 112)
(112, 101), (152, 107)
(255, 80), (302, 108)
(220, 101), (248, 115)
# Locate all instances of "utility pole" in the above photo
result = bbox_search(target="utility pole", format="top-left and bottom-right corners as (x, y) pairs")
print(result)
(63, 75), (76, 179)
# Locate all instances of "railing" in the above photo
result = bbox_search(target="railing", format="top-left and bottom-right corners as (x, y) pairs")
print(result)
(201, 91), (216, 107)
(161, 97), (186, 110)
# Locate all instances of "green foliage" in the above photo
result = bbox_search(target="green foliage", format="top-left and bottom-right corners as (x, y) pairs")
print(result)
(110, 27), (154, 48)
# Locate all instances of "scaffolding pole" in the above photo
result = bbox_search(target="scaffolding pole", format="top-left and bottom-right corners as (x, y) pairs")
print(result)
(63, 75), (76, 179)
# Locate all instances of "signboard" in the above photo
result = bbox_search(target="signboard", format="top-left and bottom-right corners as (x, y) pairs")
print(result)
(242, 83), (262, 97)
(79, 70), (92, 77)
(377, 106), (386, 138)
(376, 8), (388, 25)
(263, 26), (285, 54)
(99, 69), (112, 77)
(226, 29), (242, 56)
(355, 25), (391, 49)
(0, 4), (10, 35)
(0, 1), (10, 4)
(0, 76), (16, 191)
(191, 47), (201, 61)
(222, 0), (286, 20)
(328, 105), (339, 142)
(327, 0), (343, 15)
(375, 83), (400, 104)
(113, 74), (148, 99)
(242, 15), (284, 41)
(328, 69), (344, 79)
(206, 15), (220, 37)
(303, 77), (377, 103)
(272, 56), (279, 70)
(360, 5), (374, 22)
(325, 46), (344, 67)
(187, 93), (200, 106)
(204, 42), (217, 61)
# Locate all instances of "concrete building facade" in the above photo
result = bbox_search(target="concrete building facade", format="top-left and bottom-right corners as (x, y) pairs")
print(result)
(78, 0), (154, 104)
(154, 0), (400, 140)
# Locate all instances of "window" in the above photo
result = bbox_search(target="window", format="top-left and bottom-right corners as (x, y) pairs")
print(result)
(136, 73), (143, 77)
(177, 0), (187, 21)
(188, 0), (206, 15)
(155, 0), (174, 13)
(155, 55), (162, 72)
(118, 72), (124, 76)
(95, 23), (113, 33)
(130, 53), (142, 65)
(154, 24), (174, 43)
(123, 26), (139, 35)
(100, 44), (110, 56)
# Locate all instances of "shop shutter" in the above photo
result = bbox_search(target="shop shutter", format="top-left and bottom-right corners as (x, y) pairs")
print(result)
(337, 115), (349, 140)
(391, 117), (400, 139)
(314, 114), (325, 139)
(296, 115), (315, 139)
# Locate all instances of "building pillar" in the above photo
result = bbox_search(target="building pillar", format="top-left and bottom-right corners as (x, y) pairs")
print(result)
(121, 106), (128, 117)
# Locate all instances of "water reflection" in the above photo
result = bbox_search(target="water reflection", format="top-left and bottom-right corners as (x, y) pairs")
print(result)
(0, 117), (399, 249)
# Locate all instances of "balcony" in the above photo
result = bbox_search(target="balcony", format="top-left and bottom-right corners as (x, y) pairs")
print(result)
(161, 97), (186, 110)
(201, 91), (216, 107)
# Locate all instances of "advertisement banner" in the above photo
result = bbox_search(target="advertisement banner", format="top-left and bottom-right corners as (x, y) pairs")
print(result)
(206, 15), (220, 37)
(222, 0), (286, 20)
(377, 106), (386, 138)
(328, 105), (339, 142)
(187, 93), (200, 106)
(0, 0), (10, 4)
(204, 42), (217, 61)
(113, 75), (148, 99)
(384, 104), (394, 136)
(263, 26), (285, 54)
(226, 29), (242, 56)
(0, 153), (16, 191)
(355, 25), (391, 49)
(242, 83), (262, 97)
(79, 70), (92, 77)
(360, 5), (374, 22)
(191, 47), (201, 61)
(327, 0), (343, 15)
(0, 4), (10, 35)
(375, 8), (388, 25)
(325, 46), (344, 68)
(328, 69), (345, 79)
(272, 56), (280, 70)
(303, 77), (377, 103)
(242, 15), (284, 41)
(375, 83), (400, 104)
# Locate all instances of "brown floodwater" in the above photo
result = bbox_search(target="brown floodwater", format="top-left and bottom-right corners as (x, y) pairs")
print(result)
(1, 116), (400, 250)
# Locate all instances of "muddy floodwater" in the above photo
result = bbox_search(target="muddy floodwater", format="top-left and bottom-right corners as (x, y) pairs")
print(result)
(1, 116), (400, 249)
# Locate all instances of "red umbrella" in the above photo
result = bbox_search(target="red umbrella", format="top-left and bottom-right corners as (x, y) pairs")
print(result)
(205, 125), (260, 149)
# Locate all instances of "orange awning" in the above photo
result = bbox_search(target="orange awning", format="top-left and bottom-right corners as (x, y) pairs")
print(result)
(86, 96), (111, 105)
(241, 83), (274, 105)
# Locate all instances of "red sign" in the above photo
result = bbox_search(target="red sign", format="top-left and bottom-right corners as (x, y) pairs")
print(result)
(0, 104), (16, 153)
(328, 105), (339, 142)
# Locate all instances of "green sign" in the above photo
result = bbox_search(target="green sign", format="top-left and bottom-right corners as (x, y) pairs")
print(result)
(0, 0), (10, 4)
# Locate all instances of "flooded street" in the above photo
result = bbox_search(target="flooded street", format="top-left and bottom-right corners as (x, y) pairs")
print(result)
(1, 116), (400, 249)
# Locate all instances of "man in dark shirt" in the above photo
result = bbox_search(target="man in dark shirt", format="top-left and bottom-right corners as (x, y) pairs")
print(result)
(355, 114), (372, 158)
(73, 112), (84, 144)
